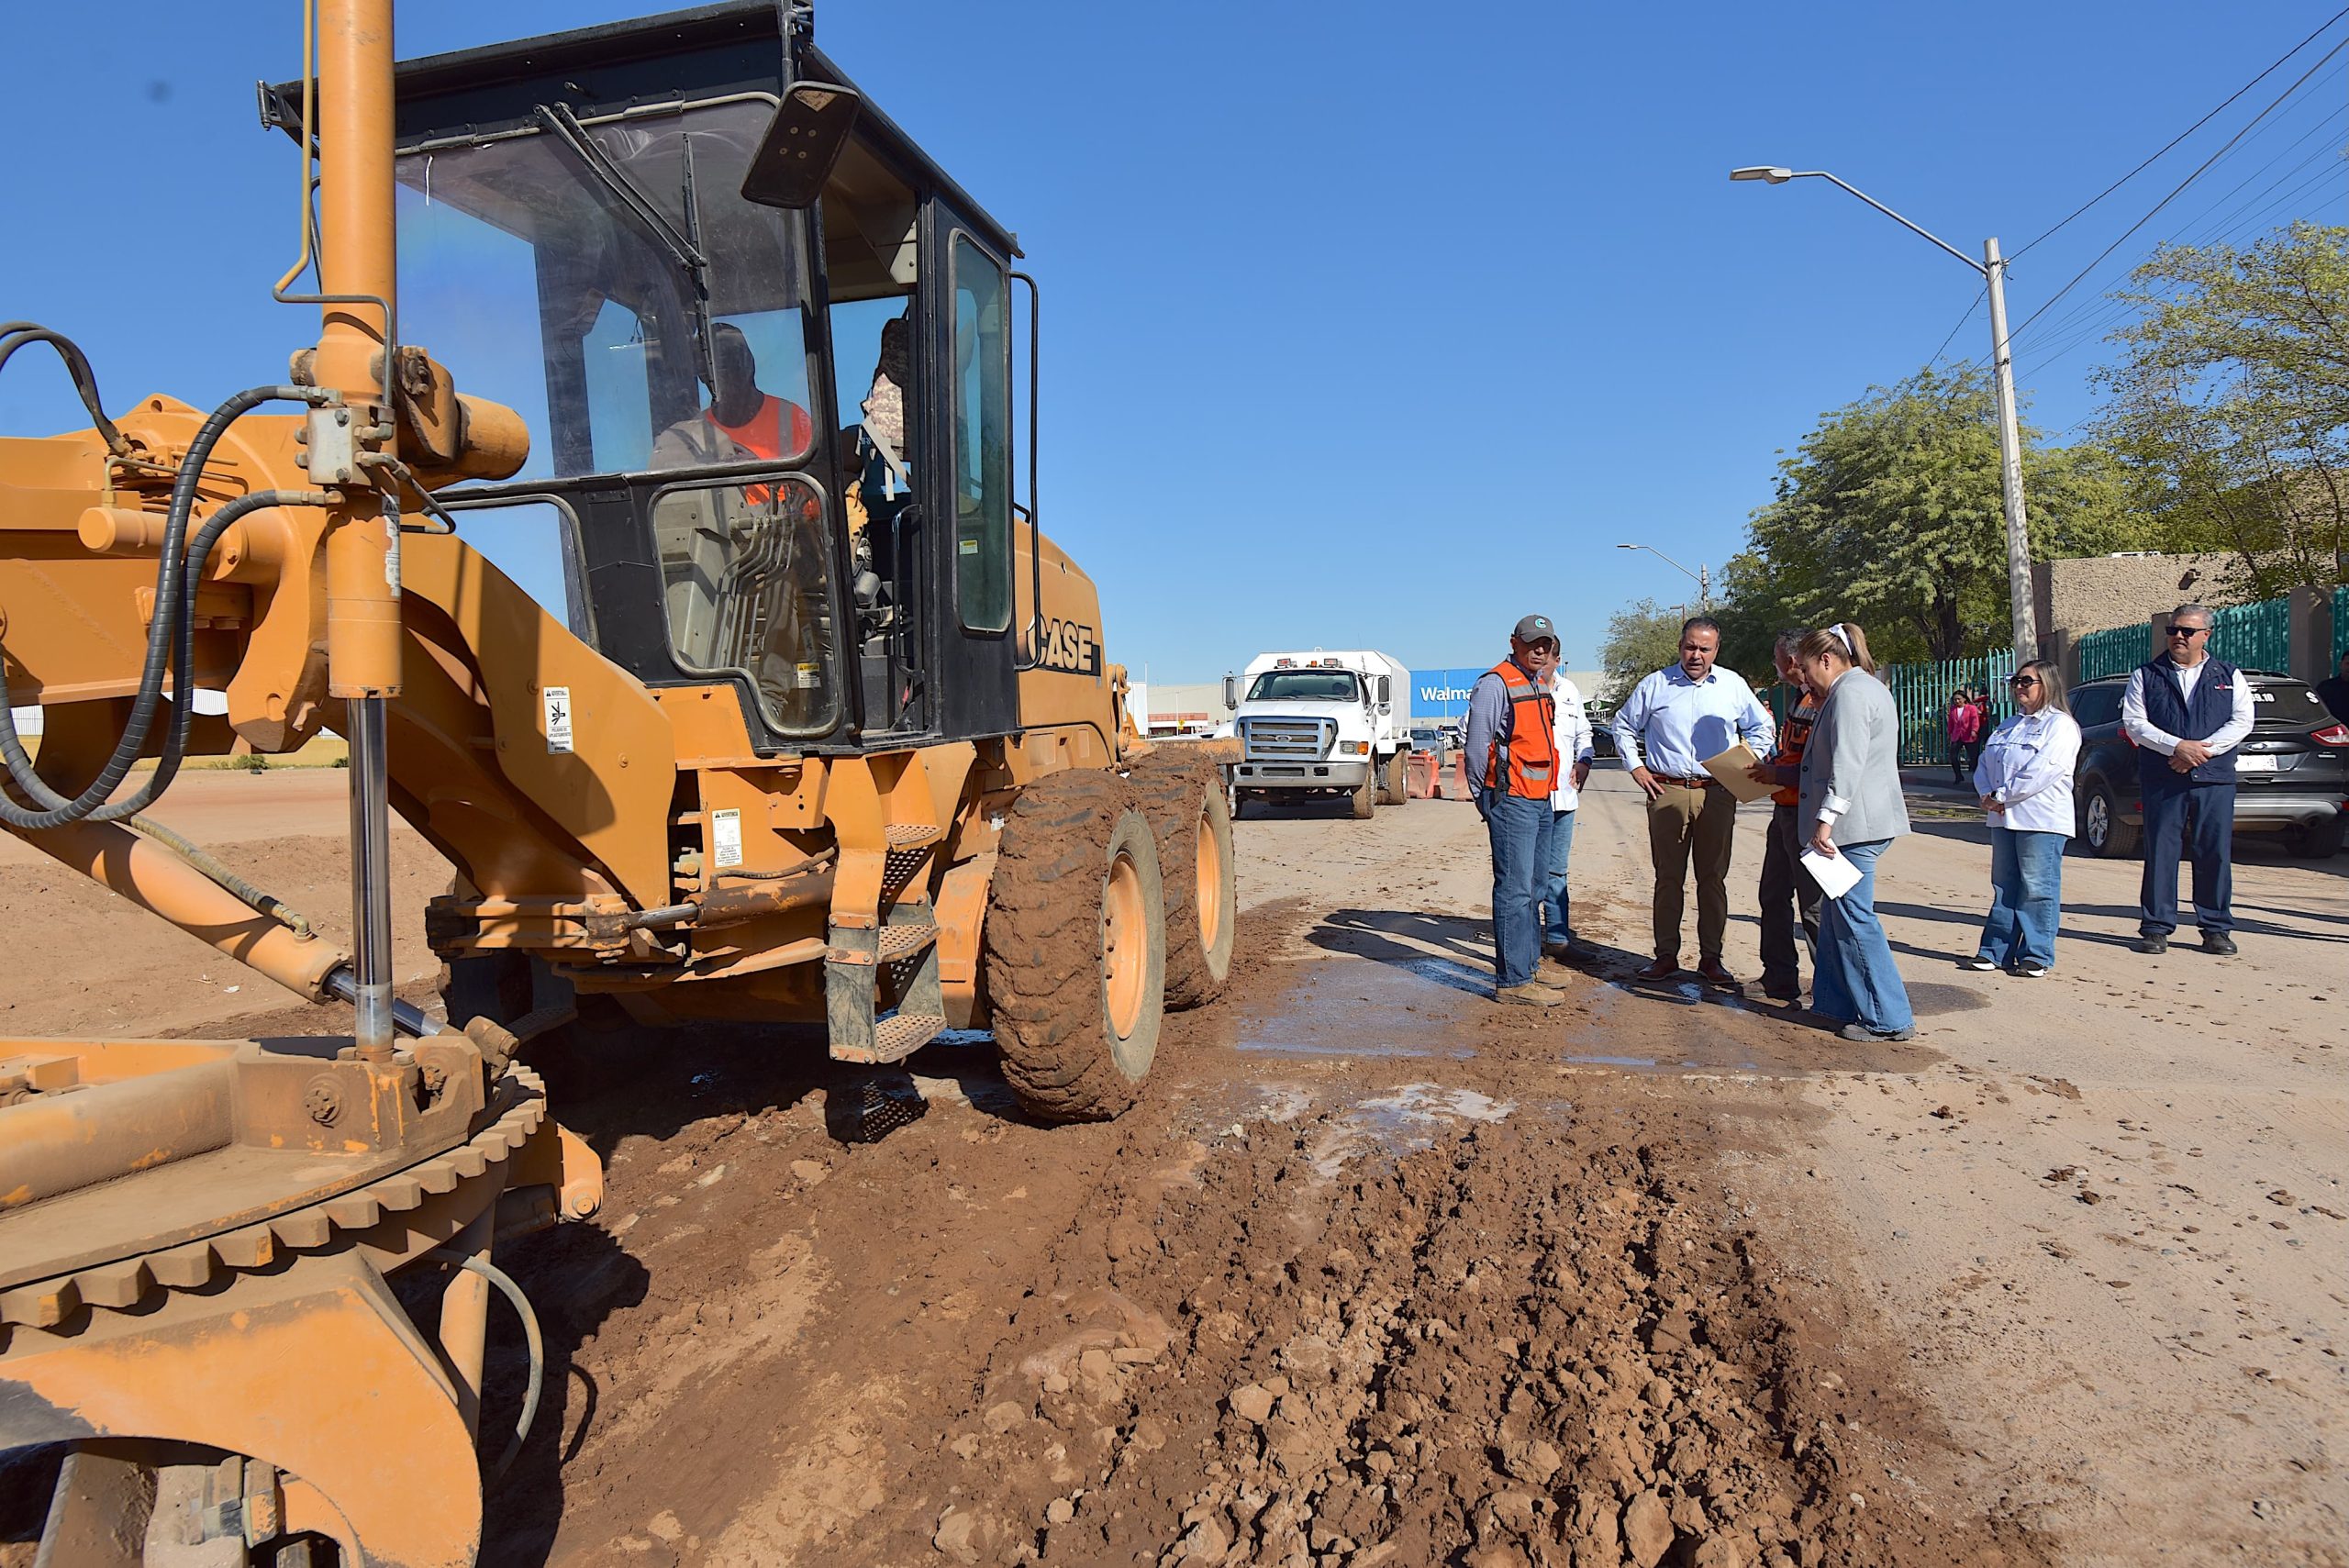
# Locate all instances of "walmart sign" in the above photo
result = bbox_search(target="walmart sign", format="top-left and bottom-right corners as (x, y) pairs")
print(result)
(1408, 668), (1492, 721)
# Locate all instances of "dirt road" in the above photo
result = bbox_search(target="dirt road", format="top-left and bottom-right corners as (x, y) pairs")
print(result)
(2, 766), (2342, 1565)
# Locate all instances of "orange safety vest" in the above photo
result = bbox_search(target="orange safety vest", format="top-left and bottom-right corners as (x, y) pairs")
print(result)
(707, 395), (813, 506)
(1481, 661), (1558, 799)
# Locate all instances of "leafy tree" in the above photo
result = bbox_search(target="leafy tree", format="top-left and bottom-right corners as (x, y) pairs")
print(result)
(1598, 598), (1687, 700)
(2095, 221), (2349, 597)
(1731, 364), (2132, 662)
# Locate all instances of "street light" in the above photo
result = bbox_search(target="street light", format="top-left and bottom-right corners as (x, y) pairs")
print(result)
(1731, 165), (2038, 661)
(1617, 542), (1710, 609)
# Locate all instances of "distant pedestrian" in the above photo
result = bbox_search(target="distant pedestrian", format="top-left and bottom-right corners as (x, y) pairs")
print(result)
(1795, 622), (1915, 1042)
(1965, 660), (2082, 978)
(1538, 659), (1598, 965)
(1749, 631), (1823, 1002)
(2318, 651), (2349, 725)
(1465, 614), (1564, 1006)
(1945, 688), (1984, 787)
(2124, 604), (2254, 956)
(1613, 616), (1776, 987)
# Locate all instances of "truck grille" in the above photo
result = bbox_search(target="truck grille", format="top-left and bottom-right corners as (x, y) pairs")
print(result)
(1241, 717), (1333, 761)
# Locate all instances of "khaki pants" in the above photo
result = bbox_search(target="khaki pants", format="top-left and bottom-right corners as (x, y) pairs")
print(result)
(1646, 781), (1739, 964)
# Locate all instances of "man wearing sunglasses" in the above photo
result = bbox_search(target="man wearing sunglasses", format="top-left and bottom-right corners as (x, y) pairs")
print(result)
(2121, 603), (2254, 955)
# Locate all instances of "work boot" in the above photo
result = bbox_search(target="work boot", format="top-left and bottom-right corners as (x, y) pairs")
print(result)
(2133, 933), (2169, 955)
(1697, 959), (1742, 990)
(1633, 958), (1678, 983)
(1494, 981), (1565, 1007)
(2201, 932), (2238, 956)
(1761, 973), (1802, 1002)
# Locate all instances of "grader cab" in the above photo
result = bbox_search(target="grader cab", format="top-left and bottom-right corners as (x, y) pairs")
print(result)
(0, 4), (1236, 1562)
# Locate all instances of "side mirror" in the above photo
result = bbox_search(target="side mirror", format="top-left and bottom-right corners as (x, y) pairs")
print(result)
(1375, 675), (1392, 706)
(1221, 674), (1240, 711)
(740, 83), (862, 209)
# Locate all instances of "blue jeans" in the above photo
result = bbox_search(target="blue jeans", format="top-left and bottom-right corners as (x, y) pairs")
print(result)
(1811, 839), (1914, 1035)
(1484, 792), (1554, 989)
(1541, 806), (1579, 947)
(1978, 829), (2065, 969)
(2139, 782), (2234, 938)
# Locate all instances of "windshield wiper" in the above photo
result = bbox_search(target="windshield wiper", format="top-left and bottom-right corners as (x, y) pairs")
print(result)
(533, 103), (709, 297)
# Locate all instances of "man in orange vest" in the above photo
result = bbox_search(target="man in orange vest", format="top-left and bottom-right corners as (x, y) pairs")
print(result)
(650, 322), (816, 499)
(1464, 614), (1566, 1006)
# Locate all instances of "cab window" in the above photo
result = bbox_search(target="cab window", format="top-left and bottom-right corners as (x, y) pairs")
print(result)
(950, 234), (1011, 634)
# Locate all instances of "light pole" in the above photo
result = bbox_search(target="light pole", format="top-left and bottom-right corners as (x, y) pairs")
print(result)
(1617, 542), (1710, 610)
(1731, 166), (2038, 662)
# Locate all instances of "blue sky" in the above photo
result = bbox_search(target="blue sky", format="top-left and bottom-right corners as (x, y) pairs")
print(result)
(5, 1), (2344, 679)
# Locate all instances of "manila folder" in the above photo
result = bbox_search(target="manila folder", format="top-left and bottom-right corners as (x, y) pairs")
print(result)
(1701, 742), (1777, 805)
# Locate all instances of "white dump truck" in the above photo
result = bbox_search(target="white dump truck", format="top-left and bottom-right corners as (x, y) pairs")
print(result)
(1222, 650), (1414, 819)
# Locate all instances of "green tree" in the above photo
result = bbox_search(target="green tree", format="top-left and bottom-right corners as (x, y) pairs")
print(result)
(1598, 598), (1687, 700)
(2095, 221), (2349, 597)
(1731, 364), (2132, 662)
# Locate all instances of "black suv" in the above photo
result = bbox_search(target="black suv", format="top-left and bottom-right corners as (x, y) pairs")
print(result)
(2070, 672), (2349, 858)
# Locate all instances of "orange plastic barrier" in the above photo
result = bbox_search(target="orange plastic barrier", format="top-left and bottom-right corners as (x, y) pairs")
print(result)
(1408, 751), (1440, 799)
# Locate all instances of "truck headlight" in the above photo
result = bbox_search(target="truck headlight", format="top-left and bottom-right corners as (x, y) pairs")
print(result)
(1340, 741), (1368, 755)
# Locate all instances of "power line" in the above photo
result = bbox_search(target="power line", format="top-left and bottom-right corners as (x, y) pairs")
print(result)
(1928, 285), (1987, 365)
(2008, 33), (2349, 344)
(2011, 4), (2349, 260)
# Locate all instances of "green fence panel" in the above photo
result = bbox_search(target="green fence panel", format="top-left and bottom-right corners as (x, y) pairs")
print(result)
(2209, 595), (2290, 673)
(2076, 622), (2145, 684)
(1881, 649), (2022, 767)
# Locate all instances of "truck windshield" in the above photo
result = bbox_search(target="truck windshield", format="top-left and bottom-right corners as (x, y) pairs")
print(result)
(1246, 671), (1362, 703)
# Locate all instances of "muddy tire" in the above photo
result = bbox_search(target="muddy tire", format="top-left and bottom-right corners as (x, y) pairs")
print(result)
(1377, 749), (1410, 806)
(984, 770), (1166, 1122)
(1129, 756), (1237, 1009)
(1349, 766), (1376, 820)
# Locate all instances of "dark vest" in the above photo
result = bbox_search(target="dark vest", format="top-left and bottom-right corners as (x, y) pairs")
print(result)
(2135, 655), (2240, 790)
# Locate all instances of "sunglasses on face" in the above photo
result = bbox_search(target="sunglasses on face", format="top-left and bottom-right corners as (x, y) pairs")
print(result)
(2008, 676), (2040, 688)
(2167, 625), (2209, 638)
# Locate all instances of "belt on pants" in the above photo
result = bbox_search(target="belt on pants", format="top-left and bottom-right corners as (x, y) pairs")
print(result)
(1648, 774), (1717, 789)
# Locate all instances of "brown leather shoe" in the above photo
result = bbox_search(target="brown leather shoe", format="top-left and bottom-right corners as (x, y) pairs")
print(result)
(1697, 959), (1742, 989)
(1633, 959), (1678, 982)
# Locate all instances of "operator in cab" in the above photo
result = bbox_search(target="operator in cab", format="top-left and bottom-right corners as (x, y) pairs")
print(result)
(651, 321), (814, 482)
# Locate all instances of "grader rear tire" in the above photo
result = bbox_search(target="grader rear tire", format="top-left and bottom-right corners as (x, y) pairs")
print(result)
(1129, 756), (1237, 1009)
(984, 770), (1167, 1122)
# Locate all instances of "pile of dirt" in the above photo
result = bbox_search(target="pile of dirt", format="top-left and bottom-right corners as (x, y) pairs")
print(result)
(849, 1103), (2044, 1568)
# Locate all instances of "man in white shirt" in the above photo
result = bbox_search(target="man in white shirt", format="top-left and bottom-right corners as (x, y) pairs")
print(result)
(2121, 603), (2254, 955)
(1611, 617), (1776, 985)
(1538, 658), (1598, 966)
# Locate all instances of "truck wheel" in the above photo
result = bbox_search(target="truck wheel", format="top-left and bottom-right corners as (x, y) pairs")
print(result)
(1129, 757), (1237, 1009)
(1378, 749), (1410, 806)
(1349, 766), (1377, 820)
(2080, 776), (2140, 859)
(984, 770), (1166, 1122)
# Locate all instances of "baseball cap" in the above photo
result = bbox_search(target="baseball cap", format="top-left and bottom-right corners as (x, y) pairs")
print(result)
(1513, 614), (1558, 645)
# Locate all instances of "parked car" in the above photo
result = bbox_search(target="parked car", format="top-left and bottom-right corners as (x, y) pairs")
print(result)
(2068, 672), (2349, 858)
(1408, 725), (1450, 771)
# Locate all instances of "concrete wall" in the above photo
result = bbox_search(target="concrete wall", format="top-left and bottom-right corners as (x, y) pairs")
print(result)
(2032, 552), (2235, 651)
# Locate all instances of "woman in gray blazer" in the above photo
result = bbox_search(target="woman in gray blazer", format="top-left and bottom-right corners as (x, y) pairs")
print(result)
(1795, 623), (1915, 1040)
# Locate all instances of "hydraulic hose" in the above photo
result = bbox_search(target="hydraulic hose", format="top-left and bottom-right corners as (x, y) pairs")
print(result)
(0, 379), (331, 831)
(421, 1249), (545, 1484)
(0, 323), (133, 456)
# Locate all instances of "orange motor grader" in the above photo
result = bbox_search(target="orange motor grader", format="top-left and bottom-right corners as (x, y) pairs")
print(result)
(0, 3), (1237, 1562)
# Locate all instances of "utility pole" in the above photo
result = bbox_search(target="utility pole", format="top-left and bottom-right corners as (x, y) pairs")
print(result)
(1731, 168), (2042, 661)
(1983, 238), (2037, 662)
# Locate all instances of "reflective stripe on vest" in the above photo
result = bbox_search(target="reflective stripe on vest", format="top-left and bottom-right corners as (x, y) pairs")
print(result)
(1482, 661), (1558, 799)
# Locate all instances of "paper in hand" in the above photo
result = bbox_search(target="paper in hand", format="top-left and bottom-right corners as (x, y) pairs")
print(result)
(1800, 847), (1863, 900)
(1701, 742), (1779, 805)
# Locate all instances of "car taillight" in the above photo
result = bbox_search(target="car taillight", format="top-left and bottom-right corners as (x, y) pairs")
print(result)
(2314, 723), (2349, 747)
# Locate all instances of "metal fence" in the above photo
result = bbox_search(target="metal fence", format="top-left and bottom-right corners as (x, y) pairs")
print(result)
(2209, 595), (2292, 673)
(1881, 651), (2023, 767)
(2077, 622), (2145, 684)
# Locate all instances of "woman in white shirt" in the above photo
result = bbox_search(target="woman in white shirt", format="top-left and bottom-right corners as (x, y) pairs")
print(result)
(1965, 659), (2083, 978)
